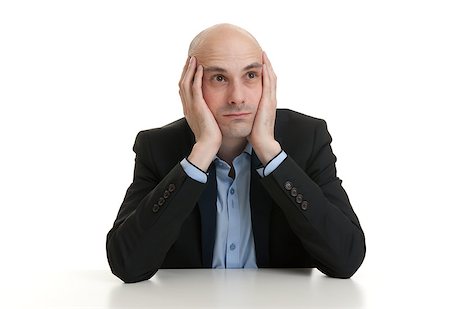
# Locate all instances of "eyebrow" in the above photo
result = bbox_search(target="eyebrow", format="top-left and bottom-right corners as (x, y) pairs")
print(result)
(203, 62), (263, 73)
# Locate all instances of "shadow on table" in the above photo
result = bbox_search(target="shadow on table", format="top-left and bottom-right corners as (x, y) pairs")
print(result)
(107, 268), (364, 308)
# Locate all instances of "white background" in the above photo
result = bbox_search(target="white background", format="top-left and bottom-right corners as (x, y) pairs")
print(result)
(1, 0), (449, 307)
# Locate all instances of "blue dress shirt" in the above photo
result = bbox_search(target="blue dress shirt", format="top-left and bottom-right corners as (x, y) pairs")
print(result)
(180, 145), (287, 268)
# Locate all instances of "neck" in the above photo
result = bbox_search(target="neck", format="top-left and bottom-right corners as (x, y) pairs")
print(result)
(217, 137), (248, 165)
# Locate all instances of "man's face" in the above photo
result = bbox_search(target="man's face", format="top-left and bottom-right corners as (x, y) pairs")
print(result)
(195, 34), (263, 141)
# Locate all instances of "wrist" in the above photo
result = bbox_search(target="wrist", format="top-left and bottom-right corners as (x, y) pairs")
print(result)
(188, 142), (220, 172)
(252, 140), (281, 166)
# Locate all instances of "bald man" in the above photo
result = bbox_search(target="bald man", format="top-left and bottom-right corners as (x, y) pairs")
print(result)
(106, 24), (366, 283)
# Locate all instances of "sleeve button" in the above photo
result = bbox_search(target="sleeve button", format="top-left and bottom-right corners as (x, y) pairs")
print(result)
(152, 204), (160, 213)
(168, 184), (176, 192)
(301, 201), (308, 210)
(163, 190), (170, 199)
(290, 187), (298, 197)
(284, 181), (293, 191)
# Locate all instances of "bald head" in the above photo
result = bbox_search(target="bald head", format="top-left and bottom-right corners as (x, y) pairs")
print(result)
(185, 24), (264, 143)
(188, 23), (262, 57)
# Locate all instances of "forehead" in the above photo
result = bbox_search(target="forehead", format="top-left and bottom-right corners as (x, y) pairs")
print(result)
(194, 33), (262, 71)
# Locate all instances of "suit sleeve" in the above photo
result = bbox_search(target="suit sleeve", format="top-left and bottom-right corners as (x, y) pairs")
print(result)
(106, 131), (206, 283)
(260, 120), (366, 278)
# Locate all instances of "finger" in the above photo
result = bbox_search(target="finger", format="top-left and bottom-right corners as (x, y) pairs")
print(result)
(262, 62), (271, 100)
(180, 57), (197, 105)
(180, 57), (196, 115)
(262, 51), (277, 100)
(192, 64), (204, 101)
(262, 51), (273, 71)
(178, 55), (191, 86)
(265, 52), (277, 82)
(181, 56), (196, 89)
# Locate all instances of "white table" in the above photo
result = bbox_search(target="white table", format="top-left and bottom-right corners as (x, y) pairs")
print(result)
(2, 267), (446, 308)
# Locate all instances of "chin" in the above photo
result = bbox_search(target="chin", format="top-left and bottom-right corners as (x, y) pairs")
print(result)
(223, 127), (252, 139)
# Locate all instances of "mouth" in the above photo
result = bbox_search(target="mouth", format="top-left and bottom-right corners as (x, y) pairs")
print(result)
(223, 112), (252, 119)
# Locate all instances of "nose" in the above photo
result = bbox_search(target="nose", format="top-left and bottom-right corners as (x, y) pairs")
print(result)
(228, 81), (245, 105)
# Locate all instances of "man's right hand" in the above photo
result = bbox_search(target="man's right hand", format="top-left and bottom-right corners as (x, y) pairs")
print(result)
(179, 56), (222, 172)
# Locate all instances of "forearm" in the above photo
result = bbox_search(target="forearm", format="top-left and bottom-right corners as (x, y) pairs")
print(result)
(106, 164), (206, 283)
(260, 156), (366, 278)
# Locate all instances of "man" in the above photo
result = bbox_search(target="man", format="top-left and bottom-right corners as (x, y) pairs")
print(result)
(106, 24), (366, 283)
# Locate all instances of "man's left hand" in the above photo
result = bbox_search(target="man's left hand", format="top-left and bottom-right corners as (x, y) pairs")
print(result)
(248, 51), (281, 165)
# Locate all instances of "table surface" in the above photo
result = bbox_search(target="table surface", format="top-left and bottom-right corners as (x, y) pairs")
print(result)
(1, 267), (447, 308)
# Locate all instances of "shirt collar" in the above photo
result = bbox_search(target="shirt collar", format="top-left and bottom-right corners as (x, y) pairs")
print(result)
(214, 143), (253, 161)
(243, 143), (253, 156)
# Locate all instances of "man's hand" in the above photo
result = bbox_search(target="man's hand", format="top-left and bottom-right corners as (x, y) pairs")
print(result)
(248, 52), (281, 165)
(179, 56), (222, 172)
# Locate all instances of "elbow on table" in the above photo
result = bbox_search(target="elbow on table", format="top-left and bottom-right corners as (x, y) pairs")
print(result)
(323, 264), (359, 279)
(112, 267), (158, 284)
(107, 252), (159, 283)
(106, 240), (159, 283)
(318, 258), (364, 279)
(323, 239), (366, 279)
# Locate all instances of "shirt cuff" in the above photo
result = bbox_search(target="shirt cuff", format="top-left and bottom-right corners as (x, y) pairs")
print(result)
(256, 150), (287, 177)
(180, 158), (208, 183)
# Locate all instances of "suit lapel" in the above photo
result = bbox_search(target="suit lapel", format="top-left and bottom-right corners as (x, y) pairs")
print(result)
(250, 153), (272, 267)
(197, 164), (217, 268)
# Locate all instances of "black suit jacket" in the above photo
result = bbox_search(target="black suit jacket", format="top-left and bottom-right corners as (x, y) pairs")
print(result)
(106, 109), (366, 283)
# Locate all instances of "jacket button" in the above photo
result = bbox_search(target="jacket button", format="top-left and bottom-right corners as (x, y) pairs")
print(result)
(168, 184), (176, 192)
(163, 190), (170, 199)
(158, 197), (165, 206)
(301, 201), (308, 210)
(296, 194), (303, 204)
(290, 187), (298, 197)
(284, 181), (293, 191)
(152, 204), (160, 213)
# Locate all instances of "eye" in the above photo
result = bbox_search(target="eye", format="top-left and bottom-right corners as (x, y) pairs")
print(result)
(214, 75), (225, 82)
(247, 72), (257, 79)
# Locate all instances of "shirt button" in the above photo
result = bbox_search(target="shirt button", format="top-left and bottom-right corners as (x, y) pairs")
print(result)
(230, 188), (235, 195)
(230, 243), (236, 251)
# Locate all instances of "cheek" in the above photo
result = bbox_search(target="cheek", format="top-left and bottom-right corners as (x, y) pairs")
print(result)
(248, 83), (263, 105)
(201, 84), (222, 113)
(202, 82), (227, 100)
(201, 84), (214, 102)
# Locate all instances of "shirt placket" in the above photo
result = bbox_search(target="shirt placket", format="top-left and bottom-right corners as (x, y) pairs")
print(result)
(226, 176), (240, 268)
